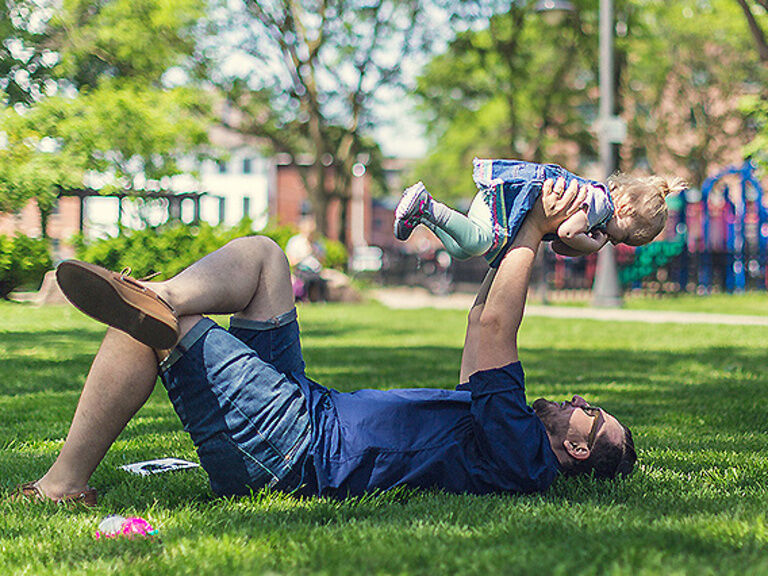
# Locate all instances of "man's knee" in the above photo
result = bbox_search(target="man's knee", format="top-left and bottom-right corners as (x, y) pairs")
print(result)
(227, 236), (288, 271)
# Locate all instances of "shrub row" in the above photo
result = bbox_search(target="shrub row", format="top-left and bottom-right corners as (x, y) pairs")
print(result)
(0, 234), (52, 298)
(74, 220), (348, 281)
(0, 221), (348, 298)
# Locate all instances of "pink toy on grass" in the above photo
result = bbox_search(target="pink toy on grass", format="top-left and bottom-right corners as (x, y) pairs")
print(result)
(95, 515), (158, 539)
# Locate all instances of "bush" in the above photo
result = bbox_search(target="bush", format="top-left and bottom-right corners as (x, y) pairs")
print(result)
(74, 220), (344, 280)
(0, 234), (52, 298)
(319, 238), (348, 270)
(259, 223), (298, 251)
(75, 221), (254, 280)
(74, 220), (347, 279)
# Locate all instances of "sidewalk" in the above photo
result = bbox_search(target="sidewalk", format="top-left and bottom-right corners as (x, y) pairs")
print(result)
(370, 287), (768, 326)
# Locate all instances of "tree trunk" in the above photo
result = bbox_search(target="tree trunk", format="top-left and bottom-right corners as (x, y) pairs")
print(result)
(339, 195), (349, 246)
(39, 210), (50, 239)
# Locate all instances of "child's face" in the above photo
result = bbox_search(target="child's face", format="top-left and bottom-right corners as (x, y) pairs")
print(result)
(605, 215), (630, 245)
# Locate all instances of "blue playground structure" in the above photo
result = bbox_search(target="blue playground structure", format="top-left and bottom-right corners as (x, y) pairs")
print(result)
(695, 160), (768, 292)
(620, 160), (768, 293)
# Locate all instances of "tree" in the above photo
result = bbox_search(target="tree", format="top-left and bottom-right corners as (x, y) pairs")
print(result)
(49, 0), (211, 89)
(733, 0), (768, 170)
(622, 0), (764, 186)
(0, 0), (58, 105)
(412, 0), (600, 200)
(414, 0), (764, 198)
(220, 0), (436, 238)
(736, 0), (768, 65)
(0, 0), (215, 235)
(0, 100), (86, 237)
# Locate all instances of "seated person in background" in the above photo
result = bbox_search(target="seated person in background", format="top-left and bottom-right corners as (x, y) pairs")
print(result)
(285, 216), (327, 302)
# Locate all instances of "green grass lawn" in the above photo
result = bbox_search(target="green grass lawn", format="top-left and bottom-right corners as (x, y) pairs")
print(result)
(544, 291), (768, 316)
(623, 292), (768, 316)
(2, 300), (768, 575)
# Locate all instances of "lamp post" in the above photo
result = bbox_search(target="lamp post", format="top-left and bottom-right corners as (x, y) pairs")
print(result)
(537, 0), (624, 307)
(591, 0), (623, 307)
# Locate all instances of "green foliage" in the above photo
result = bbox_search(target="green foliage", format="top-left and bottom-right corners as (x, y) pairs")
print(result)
(51, 0), (211, 88)
(413, 1), (599, 201)
(56, 82), (212, 185)
(414, 0), (766, 198)
(319, 237), (349, 270)
(74, 220), (346, 279)
(0, 83), (212, 235)
(0, 0), (215, 237)
(258, 223), (298, 251)
(0, 105), (86, 234)
(0, 234), (51, 298)
(74, 221), (253, 279)
(0, 0), (57, 105)
(743, 94), (768, 168)
(623, 0), (765, 185)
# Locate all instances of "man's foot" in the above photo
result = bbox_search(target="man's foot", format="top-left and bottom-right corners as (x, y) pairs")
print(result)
(394, 182), (433, 241)
(56, 260), (179, 349)
(10, 481), (98, 507)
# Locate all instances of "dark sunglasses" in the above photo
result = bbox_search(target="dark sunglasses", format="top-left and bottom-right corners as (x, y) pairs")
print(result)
(581, 405), (604, 450)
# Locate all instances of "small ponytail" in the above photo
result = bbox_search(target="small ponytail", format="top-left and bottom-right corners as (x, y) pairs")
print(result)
(662, 177), (688, 197)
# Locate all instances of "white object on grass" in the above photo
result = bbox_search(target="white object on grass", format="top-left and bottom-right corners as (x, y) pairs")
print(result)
(120, 457), (199, 476)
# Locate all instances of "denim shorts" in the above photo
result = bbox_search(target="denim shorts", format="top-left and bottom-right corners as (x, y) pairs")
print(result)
(159, 309), (313, 496)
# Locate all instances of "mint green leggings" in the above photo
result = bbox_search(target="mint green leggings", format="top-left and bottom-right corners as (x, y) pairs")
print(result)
(425, 192), (494, 260)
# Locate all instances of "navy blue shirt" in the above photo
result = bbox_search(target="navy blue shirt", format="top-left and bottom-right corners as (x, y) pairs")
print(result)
(299, 362), (559, 497)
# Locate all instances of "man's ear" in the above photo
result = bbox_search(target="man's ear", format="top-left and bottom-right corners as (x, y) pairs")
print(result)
(563, 440), (591, 461)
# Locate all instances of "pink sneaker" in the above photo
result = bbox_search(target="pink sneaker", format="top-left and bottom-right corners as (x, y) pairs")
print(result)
(394, 182), (433, 241)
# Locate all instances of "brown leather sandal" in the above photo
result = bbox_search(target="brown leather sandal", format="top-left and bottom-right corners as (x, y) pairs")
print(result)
(56, 260), (180, 349)
(11, 481), (98, 507)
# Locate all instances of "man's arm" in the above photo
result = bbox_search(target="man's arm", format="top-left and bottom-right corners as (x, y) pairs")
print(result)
(459, 267), (497, 384)
(470, 217), (542, 371)
(459, 178), (585, 380)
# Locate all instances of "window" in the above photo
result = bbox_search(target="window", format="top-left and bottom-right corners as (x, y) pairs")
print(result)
(243, 196), (251, 218)
(217, 160), (227, 174)
(243, 157), (252, 174)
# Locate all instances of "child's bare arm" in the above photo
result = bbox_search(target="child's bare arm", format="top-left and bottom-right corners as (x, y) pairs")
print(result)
(556, 210), (589, 239)
(558, 230), (608, 254)
(551, 238), (590, 257)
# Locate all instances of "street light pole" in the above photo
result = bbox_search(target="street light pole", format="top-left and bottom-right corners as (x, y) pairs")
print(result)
(591, 0), (623, 307)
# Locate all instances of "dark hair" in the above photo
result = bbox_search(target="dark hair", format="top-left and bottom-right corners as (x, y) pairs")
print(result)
(560, 424), (637, 479)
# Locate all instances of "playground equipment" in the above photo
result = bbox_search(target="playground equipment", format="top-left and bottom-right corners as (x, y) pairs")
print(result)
(607, 160), (767, 293)
(684, 160), (768, 292)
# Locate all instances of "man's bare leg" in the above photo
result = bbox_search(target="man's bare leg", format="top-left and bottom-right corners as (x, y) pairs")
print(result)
(151, 236), (294, 321)
(36, 328), (161, 499)
(34, 236), (294, 500)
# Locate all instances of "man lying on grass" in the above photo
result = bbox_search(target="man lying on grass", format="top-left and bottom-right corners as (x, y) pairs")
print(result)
(13, 179), (635, 506)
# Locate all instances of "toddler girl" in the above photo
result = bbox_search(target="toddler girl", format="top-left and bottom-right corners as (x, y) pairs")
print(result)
(394, 158), (687, 267)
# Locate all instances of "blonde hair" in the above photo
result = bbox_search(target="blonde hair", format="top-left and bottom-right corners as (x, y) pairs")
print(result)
(607, 174), (688, 246)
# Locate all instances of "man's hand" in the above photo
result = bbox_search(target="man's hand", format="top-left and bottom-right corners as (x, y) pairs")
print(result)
(531, 177), (588, 235)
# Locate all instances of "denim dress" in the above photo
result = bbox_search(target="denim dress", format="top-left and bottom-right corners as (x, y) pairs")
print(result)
(472, 158), (614, 267)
